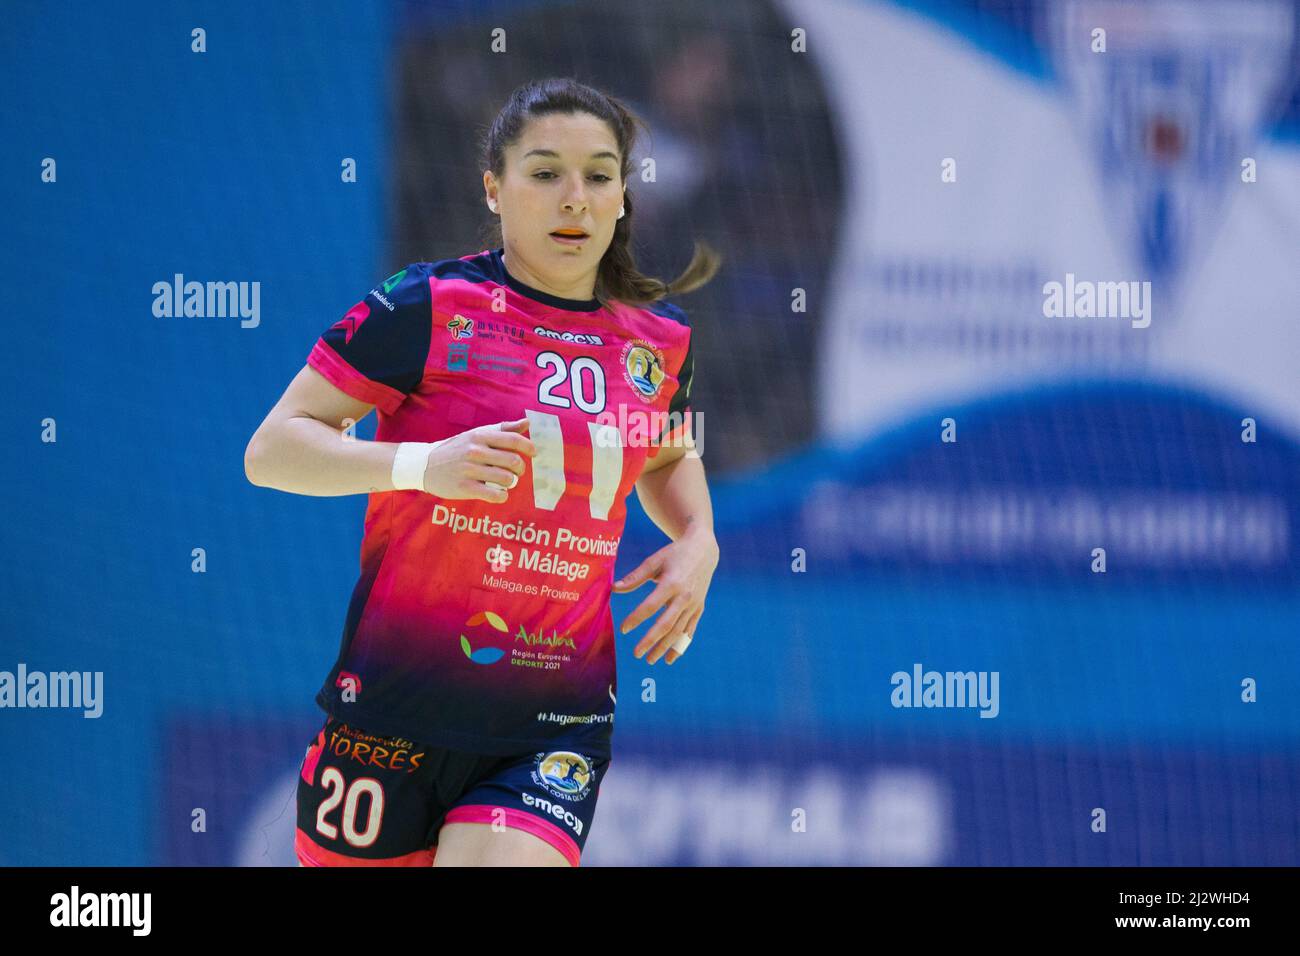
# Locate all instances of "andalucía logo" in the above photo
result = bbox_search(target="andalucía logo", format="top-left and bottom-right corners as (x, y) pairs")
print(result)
(514, 624), (576, 649)
(381, 269), (407, 295)
(460, 610), (508, 664)
(533, 752), (592, 801)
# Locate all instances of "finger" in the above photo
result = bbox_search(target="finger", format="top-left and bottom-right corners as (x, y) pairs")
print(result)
(665, 606), (703, 666)
(461, 479), (509, 503)
(611, 570), (646, 593)
(465, 444), (527, 477)
(467, 463), (520, 488)
(619, 580), (672, 636)
(613, 554), (663, 593)
(635, 593), (688, 656)
(640, 599), (692, 664)
(637, 598), (691, 665)
(480, 421), (536, 457)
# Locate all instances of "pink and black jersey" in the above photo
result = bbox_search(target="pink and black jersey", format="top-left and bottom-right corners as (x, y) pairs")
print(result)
(306, 248), (695, 757)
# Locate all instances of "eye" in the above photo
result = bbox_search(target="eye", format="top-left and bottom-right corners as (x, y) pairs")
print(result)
(531, 171), (615, 182)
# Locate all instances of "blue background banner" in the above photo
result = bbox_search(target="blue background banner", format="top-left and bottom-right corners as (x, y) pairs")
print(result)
(3, 0), (1297, 865)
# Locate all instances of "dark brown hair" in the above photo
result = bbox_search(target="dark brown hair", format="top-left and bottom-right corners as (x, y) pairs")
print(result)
(480, 77), (720, 308)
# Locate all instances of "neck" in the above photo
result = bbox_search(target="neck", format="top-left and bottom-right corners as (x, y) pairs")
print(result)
(501, 247), (598, 302)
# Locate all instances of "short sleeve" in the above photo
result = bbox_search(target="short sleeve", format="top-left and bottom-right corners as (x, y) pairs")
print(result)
(668, 333), (693, 418)
(652, 317), (695, 454)
(306, 265), (432, 415)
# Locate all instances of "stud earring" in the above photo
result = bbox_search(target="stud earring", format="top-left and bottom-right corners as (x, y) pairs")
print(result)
(617, 205), (625, 219)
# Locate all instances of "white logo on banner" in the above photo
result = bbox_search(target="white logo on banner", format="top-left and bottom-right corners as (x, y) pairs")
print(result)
(785, 0), (1300, 443)
(1053, 0), (1295, 305)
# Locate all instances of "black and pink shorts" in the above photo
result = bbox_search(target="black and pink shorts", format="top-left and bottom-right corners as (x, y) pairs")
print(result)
(294, 716), (609, 866)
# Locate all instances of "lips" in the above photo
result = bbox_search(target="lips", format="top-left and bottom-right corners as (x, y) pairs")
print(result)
(550, 228), (588, 238)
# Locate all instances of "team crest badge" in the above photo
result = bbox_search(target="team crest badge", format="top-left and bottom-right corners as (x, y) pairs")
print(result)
(532, 751), (593, 802)
(621, 339), (666, 401)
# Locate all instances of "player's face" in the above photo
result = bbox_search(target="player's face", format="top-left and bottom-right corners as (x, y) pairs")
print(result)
(486, 112), (625, 299)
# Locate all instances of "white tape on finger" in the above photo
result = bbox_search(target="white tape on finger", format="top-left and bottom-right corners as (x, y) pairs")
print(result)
(672, 633), (693, 655)
(484, 473), (518, 492)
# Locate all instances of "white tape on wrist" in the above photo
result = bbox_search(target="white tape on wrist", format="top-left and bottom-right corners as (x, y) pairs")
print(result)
(391, 440), (445, 491)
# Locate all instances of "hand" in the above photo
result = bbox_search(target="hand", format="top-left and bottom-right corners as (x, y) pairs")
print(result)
(422, 417), (536, 503)
(612, 530), (719, 665)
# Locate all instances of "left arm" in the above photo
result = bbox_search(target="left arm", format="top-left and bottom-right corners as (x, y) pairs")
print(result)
(612, 444), (720, 665)
(635, 443), (713, 542)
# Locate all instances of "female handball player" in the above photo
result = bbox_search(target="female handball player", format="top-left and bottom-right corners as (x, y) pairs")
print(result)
(245, 77), (721, 867)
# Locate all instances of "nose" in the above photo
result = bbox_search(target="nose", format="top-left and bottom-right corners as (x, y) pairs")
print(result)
(562, 174), (589, 213)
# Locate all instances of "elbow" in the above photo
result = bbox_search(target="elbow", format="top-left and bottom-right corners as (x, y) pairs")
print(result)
(244, 433), (264, 486)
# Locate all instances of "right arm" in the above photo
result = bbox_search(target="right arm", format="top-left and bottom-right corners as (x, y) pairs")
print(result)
(243, 363), (401, 496)
(243, 364), (535, 500)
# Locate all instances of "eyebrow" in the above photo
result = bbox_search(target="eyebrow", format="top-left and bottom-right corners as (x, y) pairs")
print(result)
(522, 149), (620, 163)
